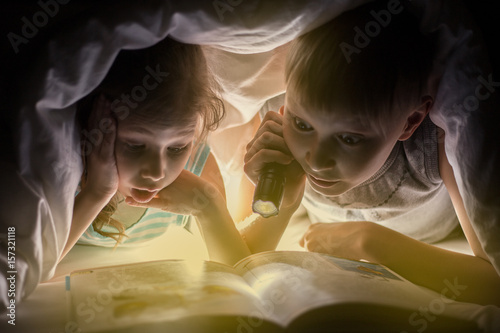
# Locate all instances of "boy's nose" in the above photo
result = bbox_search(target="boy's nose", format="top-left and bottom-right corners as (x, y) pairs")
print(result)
(306, 142), (335, 172)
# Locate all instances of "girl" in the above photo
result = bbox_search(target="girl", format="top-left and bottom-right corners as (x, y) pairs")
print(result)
(62, 37), (250, 265)
(241, 0), (500, 305)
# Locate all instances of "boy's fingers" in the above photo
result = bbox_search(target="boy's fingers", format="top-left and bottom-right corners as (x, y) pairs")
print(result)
(260, 110), (283, 125)
(244, 149), (293, 183)
(244, 132), (289, 163)
(245, 111), (283, 154)
(299, 235), (306, 248)
(254, 118), (284, 142)
(245, 120), (283, 152)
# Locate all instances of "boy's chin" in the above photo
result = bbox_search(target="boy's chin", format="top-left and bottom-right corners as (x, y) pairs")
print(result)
(307, 179), (349, 197)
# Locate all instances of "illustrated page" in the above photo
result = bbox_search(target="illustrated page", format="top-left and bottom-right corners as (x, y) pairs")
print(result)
(69, 259), (264, 332)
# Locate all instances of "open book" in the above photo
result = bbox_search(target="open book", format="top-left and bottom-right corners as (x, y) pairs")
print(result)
(67, 251), (478, 332)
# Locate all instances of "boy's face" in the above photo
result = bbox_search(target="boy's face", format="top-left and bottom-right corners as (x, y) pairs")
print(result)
(114, 116), (197, 203)
(282, 94), (406, 197)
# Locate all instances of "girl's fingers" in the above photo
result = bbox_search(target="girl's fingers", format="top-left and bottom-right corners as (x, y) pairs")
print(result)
(98, 100), (116, 159)
(88, 94), (107, 129)
(126, 197), (166, 210)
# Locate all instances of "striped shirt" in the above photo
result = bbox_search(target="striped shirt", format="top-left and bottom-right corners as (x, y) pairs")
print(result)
(77, 143), (211, 247)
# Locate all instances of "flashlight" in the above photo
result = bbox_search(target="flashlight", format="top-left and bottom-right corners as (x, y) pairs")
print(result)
(252, 163), (286, 218)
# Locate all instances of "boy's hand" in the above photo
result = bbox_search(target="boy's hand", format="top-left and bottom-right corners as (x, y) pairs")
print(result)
(82, 94), (118, 201)
(244, 109), (306, 212)
(299, 222), (376, 261)
(125, 169), (223, 217)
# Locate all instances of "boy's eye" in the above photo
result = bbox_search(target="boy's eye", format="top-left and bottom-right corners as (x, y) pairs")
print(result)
(293, 117), (313, 131)
(339, 134), (362, 145)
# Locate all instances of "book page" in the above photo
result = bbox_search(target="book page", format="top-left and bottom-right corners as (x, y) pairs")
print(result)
(68, 259), (266, 332)
(233, 251), (440, 327)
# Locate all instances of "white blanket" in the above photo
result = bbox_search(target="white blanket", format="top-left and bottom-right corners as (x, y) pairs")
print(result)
(0, 0), (498, 316)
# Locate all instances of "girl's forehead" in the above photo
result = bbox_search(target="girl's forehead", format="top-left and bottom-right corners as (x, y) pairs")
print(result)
(118, 115), (198, 136)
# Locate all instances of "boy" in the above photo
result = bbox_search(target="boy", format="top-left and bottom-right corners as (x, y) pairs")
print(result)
(241, 0), (500, 306)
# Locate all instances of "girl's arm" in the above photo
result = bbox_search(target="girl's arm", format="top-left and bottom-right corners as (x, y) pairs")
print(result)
(198, 153), (251, 264)
(62, 189), (114, 260)
(236, 175), (304, 253)
(127, 152), (251, 266)
(61, 95), (118, 260)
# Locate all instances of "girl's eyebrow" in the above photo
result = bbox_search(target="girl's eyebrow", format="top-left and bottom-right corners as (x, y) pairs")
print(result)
(123, 125), (154, 135)
(122, 124), (197, 136)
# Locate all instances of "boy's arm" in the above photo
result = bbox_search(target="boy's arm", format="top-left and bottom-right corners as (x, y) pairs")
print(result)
(437, 130), (489, 260)
(300, 132), (500, 305)
(239, 109), (306, 253)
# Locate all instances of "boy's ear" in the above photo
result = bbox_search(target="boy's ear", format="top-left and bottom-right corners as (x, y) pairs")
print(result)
(398, 96), (433, 141)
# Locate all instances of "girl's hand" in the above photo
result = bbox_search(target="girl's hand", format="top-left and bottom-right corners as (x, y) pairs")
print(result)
(125, 169), (222, 217)
(299, 222), (377, 261)
(243, 109), (306, 212)
(82, 94), (118, 200)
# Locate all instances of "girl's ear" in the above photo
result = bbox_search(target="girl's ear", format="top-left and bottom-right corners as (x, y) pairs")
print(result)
(398, 96), (433, 141)
(279, 105), (285, 115)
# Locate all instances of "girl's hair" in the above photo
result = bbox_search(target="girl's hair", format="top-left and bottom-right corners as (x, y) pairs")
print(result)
(77, 37), (225, 245)
(285, 0), (434, 123)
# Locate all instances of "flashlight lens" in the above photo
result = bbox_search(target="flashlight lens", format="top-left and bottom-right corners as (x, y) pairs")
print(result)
(252, 200), (279, 218)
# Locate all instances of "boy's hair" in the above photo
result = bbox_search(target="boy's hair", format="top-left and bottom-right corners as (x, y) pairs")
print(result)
(77, 37), (225, 245)
(285, 0), (434, 122)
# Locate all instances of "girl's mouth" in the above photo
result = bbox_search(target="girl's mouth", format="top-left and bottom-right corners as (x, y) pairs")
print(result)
(130, 188), (159, 203)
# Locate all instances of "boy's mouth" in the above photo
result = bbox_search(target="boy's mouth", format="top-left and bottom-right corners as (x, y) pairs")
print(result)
(130, 188), (160, 203)
(307, 174), (338, 188)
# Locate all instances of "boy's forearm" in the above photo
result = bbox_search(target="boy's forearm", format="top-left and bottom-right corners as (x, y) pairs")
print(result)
(195, 193), (251, 266)
(365, 225), (500, 306)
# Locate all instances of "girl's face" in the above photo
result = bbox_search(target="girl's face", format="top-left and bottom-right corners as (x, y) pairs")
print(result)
(283, 94), (406, 197)
(115, 116), (198, 203)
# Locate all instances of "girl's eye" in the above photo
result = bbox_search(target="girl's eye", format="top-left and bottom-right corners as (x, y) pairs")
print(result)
(125, 143), (145, 152)
(167, 145), (189, 154)
(339, 134), (362, 145)
(293, 117), (313, 131)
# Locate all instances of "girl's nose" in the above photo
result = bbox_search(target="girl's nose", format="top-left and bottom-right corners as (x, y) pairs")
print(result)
(141, 155), (165, 181)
